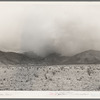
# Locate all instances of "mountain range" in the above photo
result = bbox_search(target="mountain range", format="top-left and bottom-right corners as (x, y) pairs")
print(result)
(0, 50), (100, 65)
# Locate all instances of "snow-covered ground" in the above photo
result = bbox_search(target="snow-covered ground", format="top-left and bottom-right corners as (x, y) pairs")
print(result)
(0, 64), (100, 91)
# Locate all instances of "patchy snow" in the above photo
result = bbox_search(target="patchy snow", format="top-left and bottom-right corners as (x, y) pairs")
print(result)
(0, 64), (100, 91)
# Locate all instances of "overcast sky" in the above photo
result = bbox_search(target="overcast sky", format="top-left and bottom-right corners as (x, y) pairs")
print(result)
(0, 2), (100, 56)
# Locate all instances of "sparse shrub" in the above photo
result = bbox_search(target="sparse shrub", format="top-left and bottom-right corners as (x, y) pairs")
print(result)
(49, 68), (51, 70)
(77, 71), (79, 73)
(96, 86), (100, 91)
(44, 84), (46, 86)
(61, 67), (64, 70)
(37, 67), (39, 70)
(67, 78), (71, 80)
(34, 73), (38, 78)
(77, 77), (83, 81)
(26, 80), (28, 82)
(52, 71), (56, 75)
(44, 74), (47, 79)
(5, 88), (9, 90)
(43, 69), (45, 71)
(49, 78), (52, 81)
(87, 68), (91, 76)
(87, 67), (94, 76)
(4, 71), (6, 73)
(3, 78), (5, 81)
(19, 88), (23, 90)
(80, 66), (84, 70)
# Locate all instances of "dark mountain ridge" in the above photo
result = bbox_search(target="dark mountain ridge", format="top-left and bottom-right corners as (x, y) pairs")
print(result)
(0, 50), (100, 65)
(0, 51), (34, 64)
(64, 50), (100, 64)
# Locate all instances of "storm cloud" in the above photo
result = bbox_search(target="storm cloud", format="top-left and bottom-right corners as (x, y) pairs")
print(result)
(0, 2), (100, 56)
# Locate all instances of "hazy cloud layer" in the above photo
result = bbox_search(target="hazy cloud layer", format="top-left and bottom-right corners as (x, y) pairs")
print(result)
(0, 2), (100, 56)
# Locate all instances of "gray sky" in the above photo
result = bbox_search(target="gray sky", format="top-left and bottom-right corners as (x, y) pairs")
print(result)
(0, 2), (100, 56)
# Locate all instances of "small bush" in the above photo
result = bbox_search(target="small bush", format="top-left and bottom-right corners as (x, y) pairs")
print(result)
(87, 67), (94, 76)
(34, 73), (38, 78)
(52, 71), (56, 75)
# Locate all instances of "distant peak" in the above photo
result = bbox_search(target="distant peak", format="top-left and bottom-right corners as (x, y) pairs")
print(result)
(85, 49), (100, 53)
(46, 52), (61, 57)
(87, 50), (95, 52)
(80, 50), (97, 54)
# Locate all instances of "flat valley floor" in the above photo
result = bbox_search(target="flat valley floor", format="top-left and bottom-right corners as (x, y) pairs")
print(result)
(0, 64), (100, 91)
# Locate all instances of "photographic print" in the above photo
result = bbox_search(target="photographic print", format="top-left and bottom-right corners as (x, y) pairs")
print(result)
(0, 1), (100, 98)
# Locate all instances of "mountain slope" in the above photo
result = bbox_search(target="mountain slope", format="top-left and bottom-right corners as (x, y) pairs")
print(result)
(43, 53), (69, 65)
(0, 50), (100, 65)
(64, 50), (100, 64)
(24, 51), (69, 65)
(0, 51), (34, 64)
